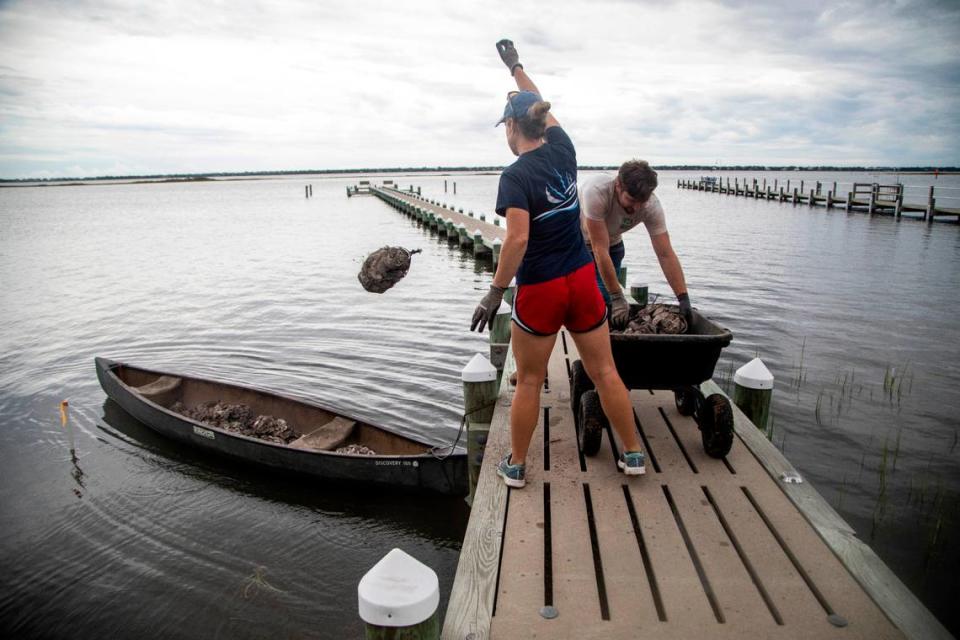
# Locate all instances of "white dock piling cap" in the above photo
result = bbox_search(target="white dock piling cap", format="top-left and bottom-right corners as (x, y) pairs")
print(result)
(462, 353), (497, 382)
(358, 548), (439, 627)
(492, 237), (502, 246)
(734, 357), (774, 390)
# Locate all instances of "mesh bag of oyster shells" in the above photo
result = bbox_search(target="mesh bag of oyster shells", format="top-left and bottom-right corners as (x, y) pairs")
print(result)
(358, 246), (422, 294)
(615, 303), (688, 335)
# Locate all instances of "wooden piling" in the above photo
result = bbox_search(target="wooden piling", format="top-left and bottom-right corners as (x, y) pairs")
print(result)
(810, 189), (816, 207)
(358, 548), (440, 640)
(827, 190), (834, 209)
(453, 182), (457, 195)
(926, 185), (935, 223)
(491, 238), (502, 268)
(792, 188), (798, 204)
(463, 354), (498, 504)
(630, 283), (649, 306)
(444, 180), (448, 193)
(732, 358), (773, 433)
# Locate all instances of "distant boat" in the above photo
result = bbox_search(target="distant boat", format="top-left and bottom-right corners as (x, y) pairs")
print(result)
(95, 357), (467, 496)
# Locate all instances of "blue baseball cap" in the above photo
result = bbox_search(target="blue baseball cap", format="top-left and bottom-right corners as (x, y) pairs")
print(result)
(496, 90), (540, 126)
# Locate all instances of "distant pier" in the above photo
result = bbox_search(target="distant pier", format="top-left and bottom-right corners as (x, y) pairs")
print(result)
(678, 178), (960, 223)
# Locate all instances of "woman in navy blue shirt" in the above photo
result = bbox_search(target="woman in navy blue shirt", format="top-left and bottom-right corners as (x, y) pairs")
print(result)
(470, 40), (646, 487)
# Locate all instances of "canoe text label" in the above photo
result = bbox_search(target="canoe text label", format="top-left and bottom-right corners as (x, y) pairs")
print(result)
(375, 460), (419, 467)
(193, 426), (215, 440)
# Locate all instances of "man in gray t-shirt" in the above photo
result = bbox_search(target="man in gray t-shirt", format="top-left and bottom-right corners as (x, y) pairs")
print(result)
(579, 160), (692, 329)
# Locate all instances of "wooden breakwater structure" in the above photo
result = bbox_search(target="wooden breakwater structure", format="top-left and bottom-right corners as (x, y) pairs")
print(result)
(366, 184), (508, 267)
(441, 335), (950, 639)
(678, 177), (960, 224)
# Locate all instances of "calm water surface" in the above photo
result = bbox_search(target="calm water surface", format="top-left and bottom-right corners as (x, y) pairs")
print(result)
(1, 171), (958, 637)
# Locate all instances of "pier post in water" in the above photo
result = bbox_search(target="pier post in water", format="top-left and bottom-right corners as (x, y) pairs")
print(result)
(358, 548), (440, 640)
(473, 230), (483, 256)
(732, 357), (773, 434)
(463, 353), (499, 503)
(926, 186), (935, 223)
(491, 238), (502, 269)
(630, 282), (649, 306)
(617, 266), (627, 288)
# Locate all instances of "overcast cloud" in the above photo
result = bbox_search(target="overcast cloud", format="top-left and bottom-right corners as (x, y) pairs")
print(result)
(0, 0), (957, 178)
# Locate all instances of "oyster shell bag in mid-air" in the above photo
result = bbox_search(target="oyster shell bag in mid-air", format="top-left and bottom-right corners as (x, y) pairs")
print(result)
(358, 246), (422, 293)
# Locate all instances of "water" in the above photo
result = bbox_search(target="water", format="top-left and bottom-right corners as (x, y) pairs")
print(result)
(1, 171), (958, 636)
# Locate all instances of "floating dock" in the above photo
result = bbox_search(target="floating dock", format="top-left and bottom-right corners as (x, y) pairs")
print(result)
(678, 178), (960, 223)
(441, 337), (949, 640)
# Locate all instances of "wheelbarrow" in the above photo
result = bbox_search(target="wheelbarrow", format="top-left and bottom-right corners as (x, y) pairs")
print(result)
(570, 309), (735, 459)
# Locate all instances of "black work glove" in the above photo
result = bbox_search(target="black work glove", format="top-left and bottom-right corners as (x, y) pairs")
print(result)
(471, 284), (506, 332)
(609, 291), (630, 331)
(677, 292), (693, 324)
(495, 39), (523, 75)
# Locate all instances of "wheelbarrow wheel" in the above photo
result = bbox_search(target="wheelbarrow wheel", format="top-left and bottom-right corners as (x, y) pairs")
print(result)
(569, 359), (594, 431)
(578, 390), (606, 457)
(674, 386), (698, 416)
(700, 394), (734, 458)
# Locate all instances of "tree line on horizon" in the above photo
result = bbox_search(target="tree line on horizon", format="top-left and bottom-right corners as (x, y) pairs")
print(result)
(2, 165), (956, 183)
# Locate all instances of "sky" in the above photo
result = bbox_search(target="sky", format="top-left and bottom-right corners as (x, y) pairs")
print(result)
(0, 0), (958, 179)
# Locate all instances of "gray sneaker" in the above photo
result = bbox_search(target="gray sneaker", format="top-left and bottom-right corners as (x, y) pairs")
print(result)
(496, 453), (526, 488)
(618, 450), (646, 476)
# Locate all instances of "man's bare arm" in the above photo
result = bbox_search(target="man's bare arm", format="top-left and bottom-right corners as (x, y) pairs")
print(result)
(650, 232), (688, 296)
(585, 218), (621, 295)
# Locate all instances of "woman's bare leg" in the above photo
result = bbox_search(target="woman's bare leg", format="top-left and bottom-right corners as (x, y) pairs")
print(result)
(508, 323), (557, 465)
(569, 323), (643, 452)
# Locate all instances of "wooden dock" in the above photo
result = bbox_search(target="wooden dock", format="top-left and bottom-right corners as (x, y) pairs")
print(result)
(370, 185), (507, 266)
(678, 178), (960, 223)
(441, 335), (951, 639)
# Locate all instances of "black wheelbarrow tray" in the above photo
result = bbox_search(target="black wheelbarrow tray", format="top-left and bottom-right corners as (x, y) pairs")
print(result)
(569, 309), (735, 459)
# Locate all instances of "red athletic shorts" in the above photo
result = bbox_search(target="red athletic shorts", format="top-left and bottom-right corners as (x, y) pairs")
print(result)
(512, 262), (608, 336)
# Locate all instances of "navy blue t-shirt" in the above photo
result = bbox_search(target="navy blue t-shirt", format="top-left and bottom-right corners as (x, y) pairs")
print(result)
(495, 127), (592, 285)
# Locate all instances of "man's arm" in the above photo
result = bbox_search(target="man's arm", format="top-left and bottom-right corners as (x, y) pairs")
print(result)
(650, 232), (688, 296)
(585, 218), (621, 295)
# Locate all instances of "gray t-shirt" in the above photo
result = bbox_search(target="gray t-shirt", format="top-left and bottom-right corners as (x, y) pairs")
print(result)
(578, 173), (667, 248)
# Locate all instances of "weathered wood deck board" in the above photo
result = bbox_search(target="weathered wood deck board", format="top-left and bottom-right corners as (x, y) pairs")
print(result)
(443, 326), (949, 639)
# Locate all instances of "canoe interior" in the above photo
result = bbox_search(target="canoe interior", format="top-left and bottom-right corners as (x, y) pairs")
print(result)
(112, 364), (432, 456)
